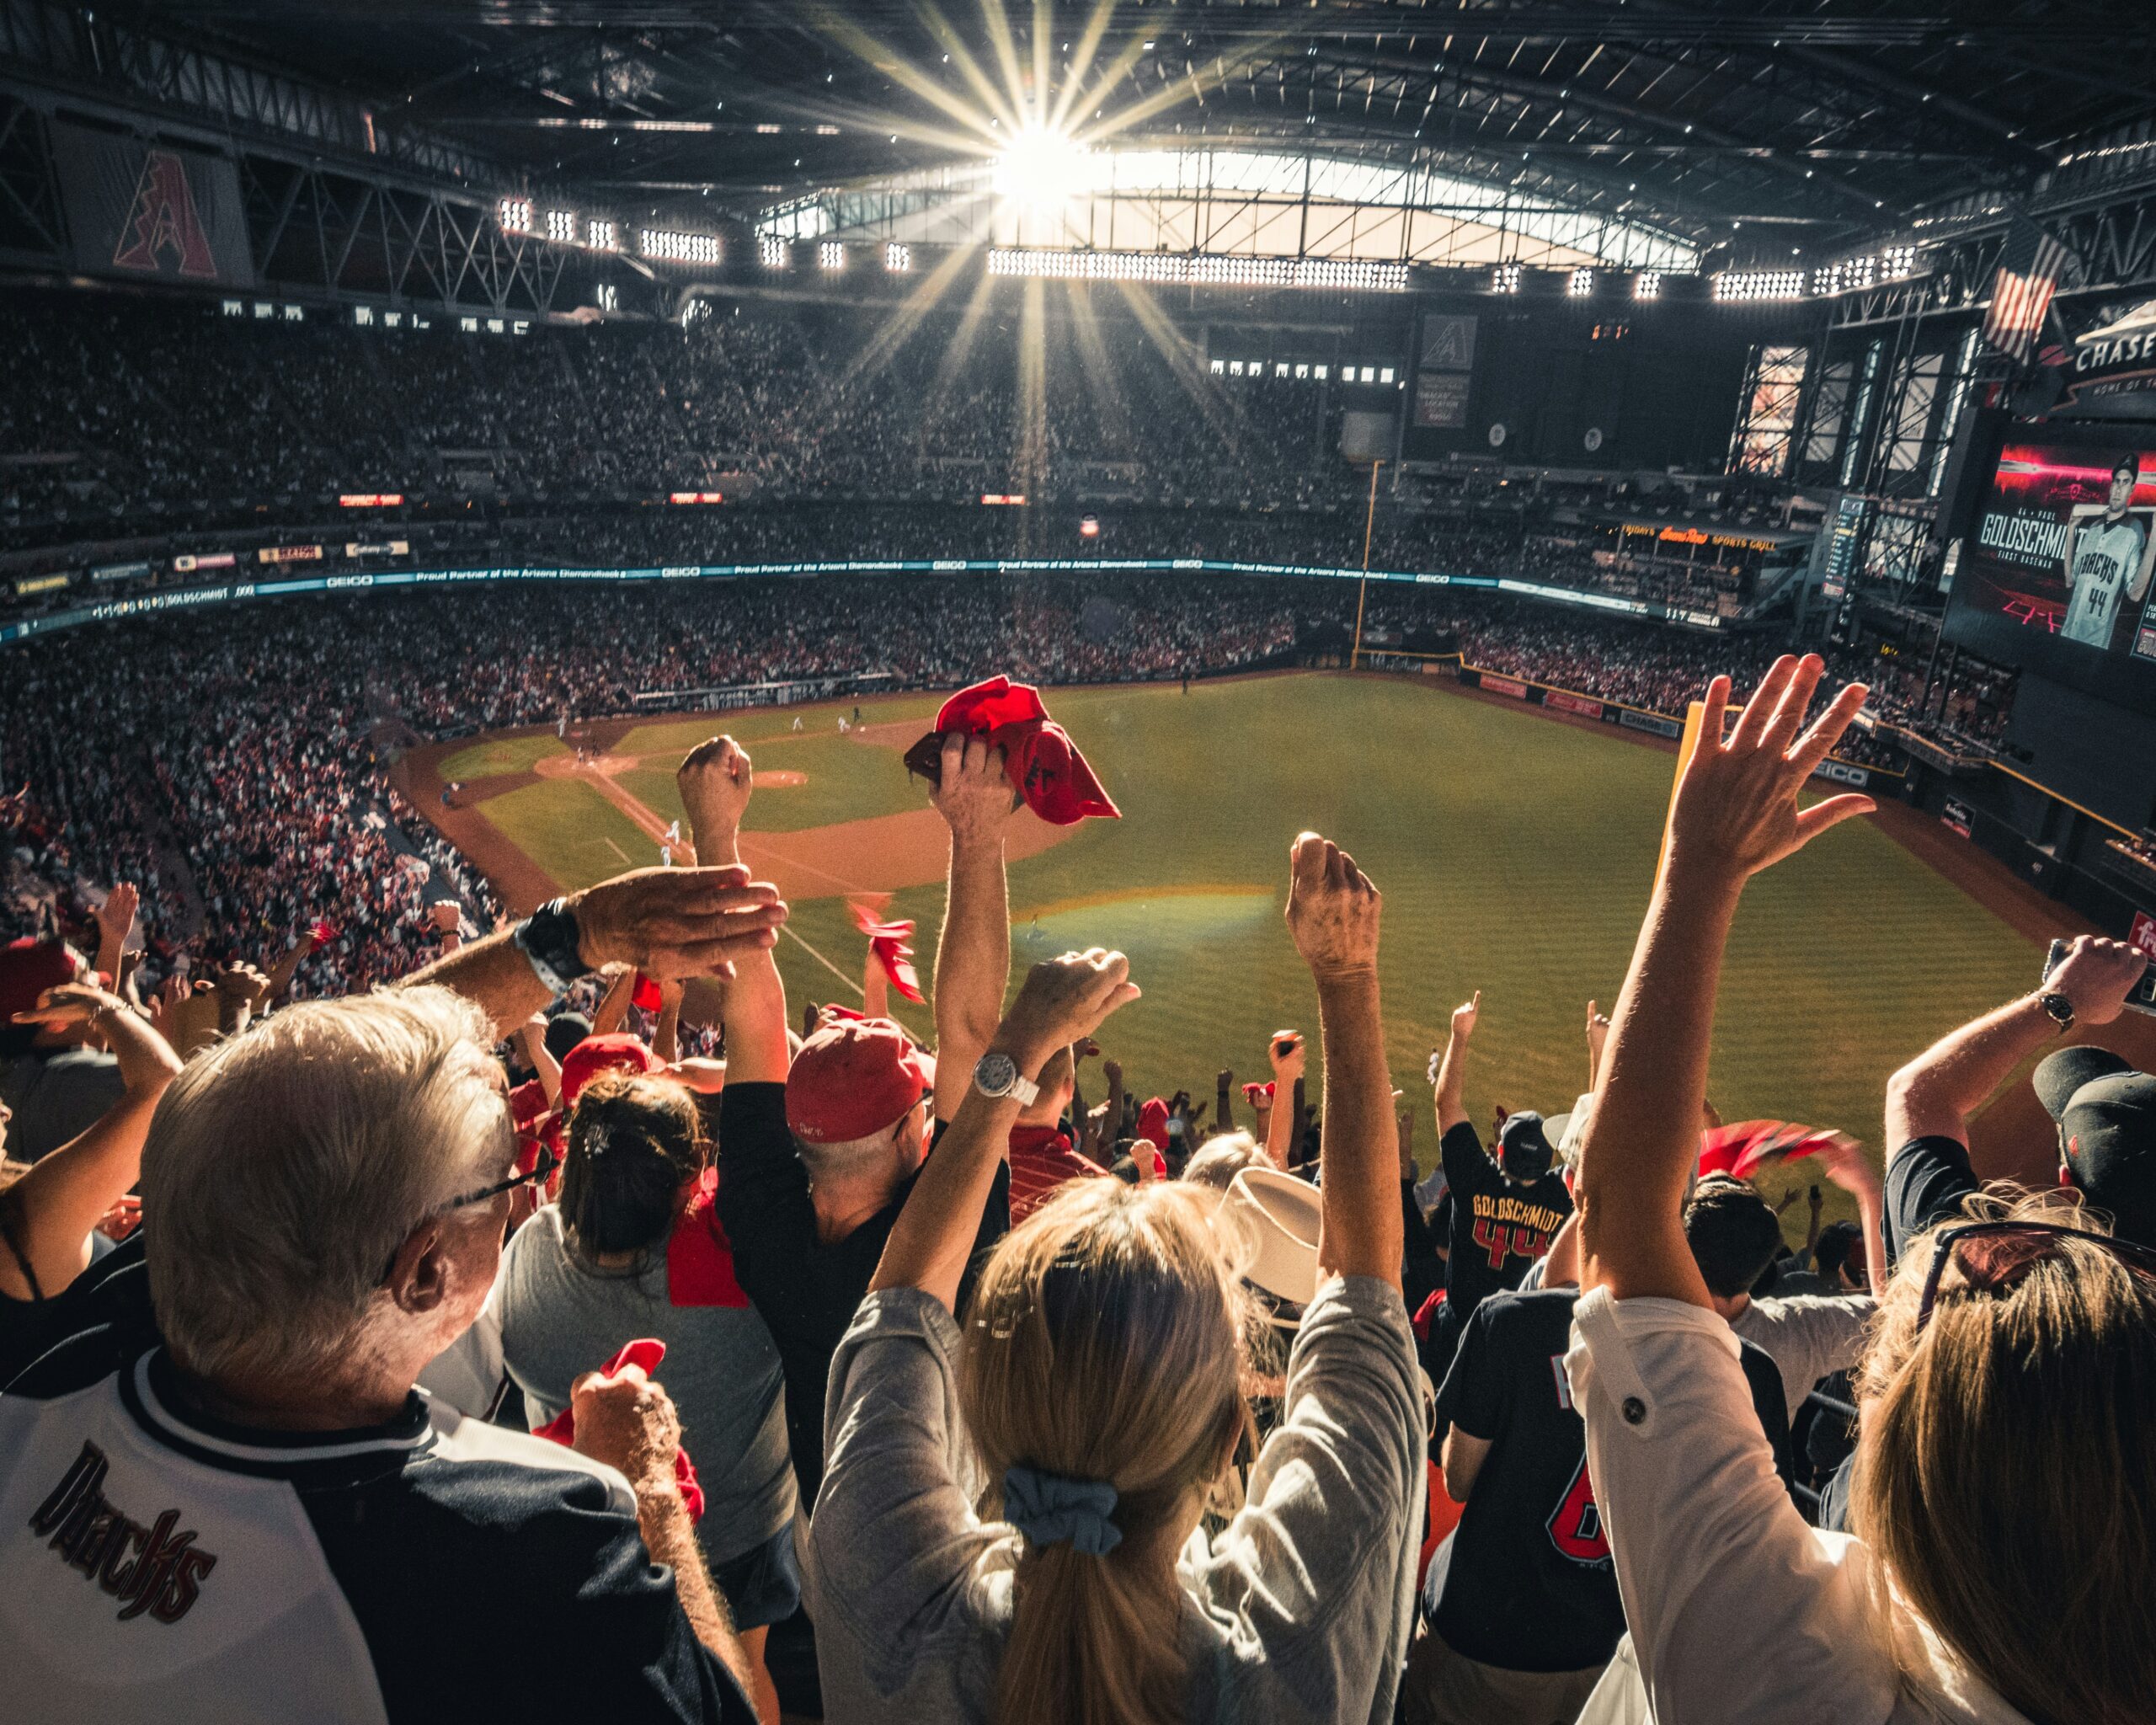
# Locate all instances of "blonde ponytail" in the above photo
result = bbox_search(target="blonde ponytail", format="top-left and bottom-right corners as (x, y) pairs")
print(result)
(958, 1180), (1249, 1725)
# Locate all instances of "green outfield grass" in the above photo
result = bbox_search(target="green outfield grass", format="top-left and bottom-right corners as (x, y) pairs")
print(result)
(447, 674), (2041, 1220)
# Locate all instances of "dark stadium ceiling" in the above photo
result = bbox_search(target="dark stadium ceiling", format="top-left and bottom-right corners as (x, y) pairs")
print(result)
(103, 1), (2156, 258)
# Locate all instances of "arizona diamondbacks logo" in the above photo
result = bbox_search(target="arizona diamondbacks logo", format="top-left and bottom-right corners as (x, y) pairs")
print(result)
(29, 1441), (218, 1623)
(112, 150), (217, 280)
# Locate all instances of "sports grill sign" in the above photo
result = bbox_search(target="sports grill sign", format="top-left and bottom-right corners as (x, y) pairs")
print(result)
(50, 121), (254, 288)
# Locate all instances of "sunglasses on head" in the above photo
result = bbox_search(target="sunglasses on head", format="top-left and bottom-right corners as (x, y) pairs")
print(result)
(1916, 1220), (2156, 1333)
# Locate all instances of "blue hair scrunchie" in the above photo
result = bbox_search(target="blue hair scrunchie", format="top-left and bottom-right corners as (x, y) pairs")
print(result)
(1003, 1463), (1123, 1557)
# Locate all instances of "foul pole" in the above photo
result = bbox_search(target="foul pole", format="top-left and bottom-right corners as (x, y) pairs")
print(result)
(1350, 458), (1383, 670)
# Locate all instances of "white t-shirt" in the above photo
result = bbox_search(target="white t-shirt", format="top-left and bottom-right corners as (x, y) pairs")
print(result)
(1729, 1291), (1874, 1420)
(2062, 515), (2145, 648)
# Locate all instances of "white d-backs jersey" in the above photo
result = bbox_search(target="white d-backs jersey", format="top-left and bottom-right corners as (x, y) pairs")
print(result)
(2062, 515), (2147, 648)
(1, 1294), (753, 1725)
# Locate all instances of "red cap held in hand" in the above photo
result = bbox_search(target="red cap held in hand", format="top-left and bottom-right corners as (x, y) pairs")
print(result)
(786, 1013), (934, 1145)
(0, 938), (78, 1026)
(905, 676), (1119, 826)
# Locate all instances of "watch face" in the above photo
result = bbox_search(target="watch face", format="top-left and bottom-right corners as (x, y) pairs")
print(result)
(975, 1053), (1017, 1095)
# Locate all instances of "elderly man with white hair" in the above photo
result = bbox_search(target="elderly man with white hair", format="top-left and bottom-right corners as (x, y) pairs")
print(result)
(0, 863), (785, 1725)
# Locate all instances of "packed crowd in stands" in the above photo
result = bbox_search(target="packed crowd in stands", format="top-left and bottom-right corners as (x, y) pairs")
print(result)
(2, 570), (1924, 1002)
(4, 649), (2152, 1725)
(0, 290), (1366, 535)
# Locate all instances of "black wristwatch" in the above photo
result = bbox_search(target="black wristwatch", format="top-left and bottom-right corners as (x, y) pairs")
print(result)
(2037, 990), (2075, 1033)
(513, 898), (592, 997)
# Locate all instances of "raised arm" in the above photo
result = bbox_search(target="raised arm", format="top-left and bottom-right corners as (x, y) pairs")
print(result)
(1815, 1135), (1888, 1296)
(1881, 935), (2147, 1162)
(872, 950), (1139, 1312)
(1433, 991), (1479, 1135)
(1, 983), (180, 1300)
(91, 883), (137, 989)
(1584, 999), (1610, 1092)
(678, 735), (792, 1087)
(399, 862), (785, 1042)
(516, 1013), (563, 1106)
(1264, 1032), (1305, 1169)
(1285, 832), (1400, 1288)
(1579, 655), (1872, 1306)
(928, 735), (1017, 1122)
(590, 965), (637, 1038)
(259, 924), (322, 1007)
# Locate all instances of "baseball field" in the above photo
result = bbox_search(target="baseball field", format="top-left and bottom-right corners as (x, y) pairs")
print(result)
(400, 670), (2083, 1227)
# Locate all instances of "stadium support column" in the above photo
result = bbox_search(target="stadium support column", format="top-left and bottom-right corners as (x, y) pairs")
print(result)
(1351, 459), (1382, 670)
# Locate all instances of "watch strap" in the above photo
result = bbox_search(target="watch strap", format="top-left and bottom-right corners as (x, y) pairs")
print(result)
(2037, 990), (2075, 1033)
(513, 898), (591, 997)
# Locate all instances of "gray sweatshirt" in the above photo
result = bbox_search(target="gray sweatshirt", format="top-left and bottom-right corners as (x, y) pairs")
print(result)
(801, 1274), (1424, 1724)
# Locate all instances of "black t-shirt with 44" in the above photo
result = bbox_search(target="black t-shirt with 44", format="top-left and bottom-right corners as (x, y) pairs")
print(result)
(715, 1081), (1009, 1510)
(1439, 1123), (1572, 1322)
(1432, 1288), (1793, 1674)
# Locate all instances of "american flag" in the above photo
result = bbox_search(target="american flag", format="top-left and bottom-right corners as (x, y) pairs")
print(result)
(1981, 215), (2073, 365)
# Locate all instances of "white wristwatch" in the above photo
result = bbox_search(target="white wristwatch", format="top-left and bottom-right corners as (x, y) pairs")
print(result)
(973, 1051), (1040, 1108)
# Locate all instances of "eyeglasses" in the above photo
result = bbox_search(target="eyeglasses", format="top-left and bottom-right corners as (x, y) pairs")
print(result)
(1915, 1220), (2156, 1332)
(377, 1146), (560, 1284)
(444, 1145), (561, 1210)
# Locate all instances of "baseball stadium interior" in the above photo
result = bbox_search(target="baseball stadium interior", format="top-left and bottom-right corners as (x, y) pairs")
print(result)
(4, 4), (2156, 1723)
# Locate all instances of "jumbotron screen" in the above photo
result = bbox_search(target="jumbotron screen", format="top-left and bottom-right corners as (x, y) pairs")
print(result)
(1947, 432), (2156, 707)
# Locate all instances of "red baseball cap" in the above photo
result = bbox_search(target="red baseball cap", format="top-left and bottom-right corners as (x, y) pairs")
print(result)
(0, 937), (81, 1026)
(559, 1032), (667, 1109)
(786, 1016), (935, 1145)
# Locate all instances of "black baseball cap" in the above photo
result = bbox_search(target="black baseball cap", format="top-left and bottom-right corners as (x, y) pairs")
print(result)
(2033, 1046), (2156, 1247)
(1497, 1111), (1554, 1183)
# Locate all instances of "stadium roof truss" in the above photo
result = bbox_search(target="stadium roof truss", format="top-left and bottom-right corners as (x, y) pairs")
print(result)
(755, 147), (1700, 270)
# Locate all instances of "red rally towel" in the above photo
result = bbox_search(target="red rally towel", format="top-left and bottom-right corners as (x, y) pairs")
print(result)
(902, 676), (1119, 825)
(532, 1338), (705, 1522)
(850, 902), (926, 1004)
(1411, 1288), (1447, 1343)
(1241, 1081), (1277, 1107)
(1698, 1120), (1837, 1183)
(667, 1167), (750, 1310)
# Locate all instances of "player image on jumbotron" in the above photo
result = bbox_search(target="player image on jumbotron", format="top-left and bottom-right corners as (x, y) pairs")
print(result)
(1964, 441), (2156, 660)
(2061, 454), (2152, 649)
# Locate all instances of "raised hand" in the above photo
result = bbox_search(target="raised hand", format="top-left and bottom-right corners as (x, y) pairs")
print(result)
(569, 864), (787, 983)
(1284, 831), (1381, 980)
(1668, 654), (1873, 885)
(93, 882), (139, 955)
(1586, 999), (1609, 1057)
(1267, 1029), (1307, 1084)
(11, 980), (129, 1033)
(930, 733), (1017, 846)
(568, 1362), (683, 1495)
(2045, 934), (2152, 1027)
(1451, 991), (1481, 1041)
(676, 734), (751, 854)
(998, 948), (1141, 1065)
(1812, 1132), (1878, 1197)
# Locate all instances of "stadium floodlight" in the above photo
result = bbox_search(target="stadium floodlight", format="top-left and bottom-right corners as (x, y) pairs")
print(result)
(546, 209), (577, 243)
(1634, 270), (1662, 300)
(759, 235), (787, 269)
(885, 242), (911, 273)
(498, 198), (534, 234)
(1492, 263), (1522, 294)
(1711, 270), (1806, 302)
(586, 219), (619, 253)
(1881, 244), (1917, 277)
(992, 123), (1097, 207)
(819, 240), (846, 271)
(640, 229), (720, 264)
(1568, 267), (1594, 297)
